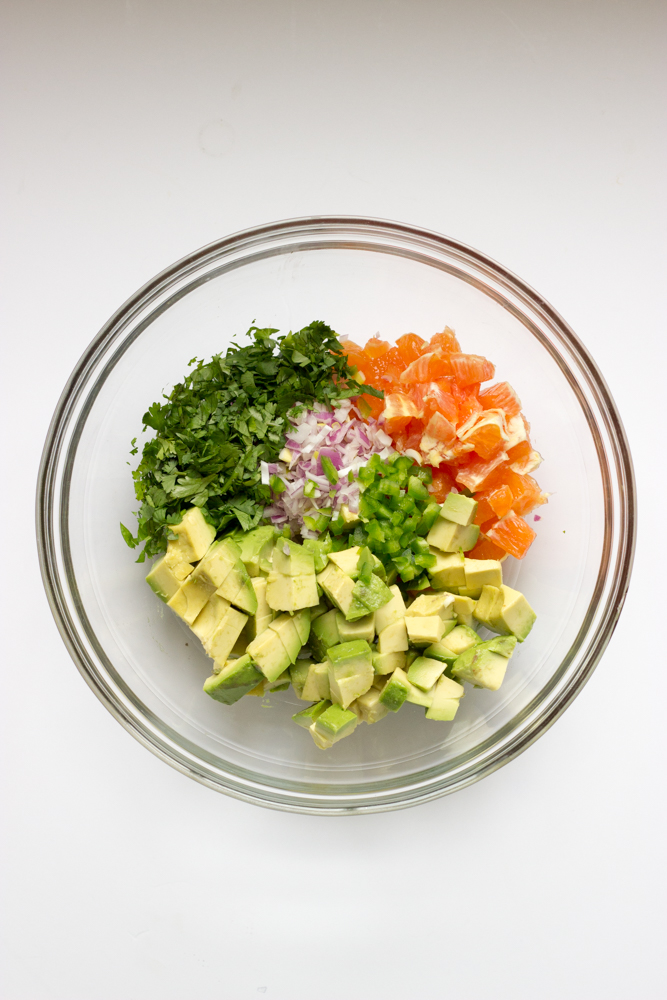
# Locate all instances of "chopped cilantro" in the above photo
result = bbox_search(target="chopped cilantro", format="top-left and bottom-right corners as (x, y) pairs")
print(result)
(125, 321), (382, 559)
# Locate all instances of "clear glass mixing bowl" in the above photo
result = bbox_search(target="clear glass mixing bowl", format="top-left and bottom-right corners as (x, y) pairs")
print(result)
(37, 217), (635, 813)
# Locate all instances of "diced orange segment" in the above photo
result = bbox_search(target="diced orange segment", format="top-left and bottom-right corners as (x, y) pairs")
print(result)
(363, 337), (391, 359)
(399, 352), (452, 384)
(356, 392), (385, 420)
(396, 333), (428, 365)
(507, 440), (532, 466)
(340, 339), (365, 355)
(449, 353), (495, 387)
(421, 411), (456, 446)
(462, 412), (506, 460)
(487, 484), (514, 518)
(467, 534), (507, 561)
(429, 327), (461, 354)
(474, 496), (496, 527)
(382, 392), (421, 433)
(487, 513), (536, 559)
(427, 467), (456, 503)
(455, 453), (508, 492)
(479, 381), (522, 417)
(451, 381), (482, 426)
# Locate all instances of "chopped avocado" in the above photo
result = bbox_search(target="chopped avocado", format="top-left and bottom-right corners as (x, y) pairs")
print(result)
(203, 654), (264, 705)
(423, 639), (458, 664)
(301, 661), (331, 701)
(463, 558), (503, 598)
(267, 614), (302, 664)
(328, 546), (361, 578)
(309, 600), (329, 622)
(163, 543), (195, 581)
(482, 634), (518, 657)
(453, 594), (476, 628)
(238, 526), (277, 577)
(246, 678), (266, 696)
(336, 611), (375, 643)
(291, 608), (312, 646)
(407, 655), (447, 692)
(215, 557), (257, 614)
(146, 556), (189, 602)
(372, 650), (407, 675)
(379, 667), (410, 712)
(204, 607), (249, 664)
(473, 584), (505, 629)
(191, 593), (232, 644)
(289, 660), (312, 700)
(377, 619), (409, 654)
(269, 670), (291, 692)
(272, 538), (316, 577)
(339, 504), (360, 528)
(425, 675), (465, 720)
(238, 577), (274, 645)
(349, 573), (393, 619)
(374, 584), (407, 633)
(302, 535), (333, 573)
(451, 646), (510, 691)
(427, 518), (480, 553)
(195, 538), (242, 589)
(246, 627), (292, 682)
(266, 571), (319, 612)
(353, 688), (390, 725)
(406, 592), (455, 622)
(292, 699), (331, 729)
(326, 639), (374, 709)
(168, 573), (216, 625)
(404, 678), (436, 708)
(490, 584), (536, 642)
(317, 563), (357, 617)
(169, 506), (216, 563)
(428, 549), (466, 590)
(310, 703), (358, 748)
(442, 624), (480, 655)
(309, 609), (342, 661)
(440, 492), (478, 526)
(405, 615), (446, 647)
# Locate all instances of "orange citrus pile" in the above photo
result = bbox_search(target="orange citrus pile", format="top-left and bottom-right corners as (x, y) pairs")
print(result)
(342, 329), (548, 560)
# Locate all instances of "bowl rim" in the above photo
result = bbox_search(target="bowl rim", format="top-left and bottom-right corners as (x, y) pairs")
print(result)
(36, 215), (636, 814)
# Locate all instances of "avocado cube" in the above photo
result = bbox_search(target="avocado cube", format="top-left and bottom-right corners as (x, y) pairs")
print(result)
(440, 493), (478, 526)
(349, 574), (393, 620)
(204, 607), (249, 664)
(168, 573), (217, 625)
(482, 634), (518, 657)
(292, 700), (331, 729)
(326, 640), (374, 709)
(246, 627), (292, 682)
(289, 660), (313, 700)
(266, 571), (319, 612)
(146, 556), (189, 602)
(203, 654), (264, 705)
(309, 600), (329, 622)
(405, 678), (436, 708)
(267, 614), (302, 664)
(272, 539), (316, 577)
(169, 506), (216, 563)
(405, 615), (446, 647)
(353, 688), (390, 725)
(407, 655), (447, 692)
(379, 667), (410, 711)
(374, 585), (407, 633)
(269, 670), (291, 692)
(474, 584), (505, 629)
(163, 543), (196, 581)
(453, 595), (476, 628)
(328, 546), (361, 578)
(427, 518), (480, 553)
(216, 559), (253, 606)
(339, 504), (360, 528)
(301, 662), (331, 701)
(302, 537), (333, 573)
(451, 646), (510, 691)
(195, 539), (240, 588)
(246, 678), (266, 696)
(442, 624), (480, 655)
(336, 611), (375, 643)
(238, 526), (277, 577)
(372, 650), (407, 675)
(407, 592), (455, 622)
(238, 577), (275, 644)
(423, 640), (458, 664)
(309, 609), (342, 661)
(310, 703), (359, 748)
(490, 585), (536, 642)
(462, 558), (503, 598)
(317, 564), (357, 617)
(428, 549), (466, 590)
(291, 608), (312, 646)
(377, 619), (408, 654)
(425, 675), (465, 721)
(191, 593), (232, 644)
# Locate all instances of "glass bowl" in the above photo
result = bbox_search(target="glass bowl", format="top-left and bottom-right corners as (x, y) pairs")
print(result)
(37, 217), (635, 814)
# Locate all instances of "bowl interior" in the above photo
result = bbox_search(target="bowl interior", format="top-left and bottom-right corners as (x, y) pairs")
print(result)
(60, 238), (608, 797)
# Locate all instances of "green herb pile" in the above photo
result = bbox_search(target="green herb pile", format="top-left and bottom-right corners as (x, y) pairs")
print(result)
(122, 322), (382, 561)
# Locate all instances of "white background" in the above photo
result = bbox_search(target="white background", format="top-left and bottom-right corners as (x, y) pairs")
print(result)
(1, 2), (665, 997)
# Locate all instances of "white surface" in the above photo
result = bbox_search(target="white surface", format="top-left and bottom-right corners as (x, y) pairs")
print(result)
(1, 2), (665, 997)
